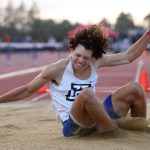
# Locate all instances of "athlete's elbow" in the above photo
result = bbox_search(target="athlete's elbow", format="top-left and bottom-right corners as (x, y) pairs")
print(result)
(127, 57), (134, 64)
(26, 86), (36, 95)
(125, 52), (135, 64)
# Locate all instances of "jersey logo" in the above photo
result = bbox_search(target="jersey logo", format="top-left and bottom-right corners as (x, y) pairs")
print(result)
(65, 83), (91, 101)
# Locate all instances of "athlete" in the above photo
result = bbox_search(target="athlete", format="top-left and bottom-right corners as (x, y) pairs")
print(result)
(0, 25), (150, 137)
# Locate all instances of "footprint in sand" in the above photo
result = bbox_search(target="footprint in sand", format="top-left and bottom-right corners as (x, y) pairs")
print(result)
(0, 124), (21, 130)
(37, 118), (56, 122)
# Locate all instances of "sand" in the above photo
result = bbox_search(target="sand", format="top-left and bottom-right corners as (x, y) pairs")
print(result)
(0, 100), (150, 150)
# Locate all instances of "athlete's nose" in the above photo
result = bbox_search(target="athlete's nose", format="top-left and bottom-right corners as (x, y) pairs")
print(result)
(78, 57), (84, 63)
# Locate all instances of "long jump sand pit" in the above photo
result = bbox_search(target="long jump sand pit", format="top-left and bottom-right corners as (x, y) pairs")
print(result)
(0, 100), (150, 150)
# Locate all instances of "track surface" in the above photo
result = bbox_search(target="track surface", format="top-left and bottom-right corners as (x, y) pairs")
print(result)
(0, 51), (150, 101)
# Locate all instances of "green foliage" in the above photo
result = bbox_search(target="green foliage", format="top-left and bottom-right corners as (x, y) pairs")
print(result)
(144, 13), (150, 26)
(0, 1), (75, 42)
(29, 19), (74, 41)
(114, 12), (135, 34)
(0, 1), (150, 42)
(99, 18), (111, 27)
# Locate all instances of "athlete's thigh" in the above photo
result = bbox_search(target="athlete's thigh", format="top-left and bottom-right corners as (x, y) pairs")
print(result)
(111, 83), (138, 117)
(71, 90), (96, 127)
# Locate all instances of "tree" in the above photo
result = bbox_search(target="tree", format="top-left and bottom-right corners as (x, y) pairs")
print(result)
(144, 13), (150, 27)
(54, 20), (74, 41)
(99, 18), (111, 28)
(0, 5), (3, 26)
(28, 1), (40, 24)
(14, 1), (27, 31)
(114, 12), (135, 34)
(3, 0), (15, 28)
(29, 18), (76, 42)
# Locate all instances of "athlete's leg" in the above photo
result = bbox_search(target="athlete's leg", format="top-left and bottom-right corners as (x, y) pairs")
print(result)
(112, 81), (146, 118)
(71, 88), (116, 132)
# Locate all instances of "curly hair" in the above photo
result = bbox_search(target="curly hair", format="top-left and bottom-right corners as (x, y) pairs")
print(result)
(68, 24), (109, 59)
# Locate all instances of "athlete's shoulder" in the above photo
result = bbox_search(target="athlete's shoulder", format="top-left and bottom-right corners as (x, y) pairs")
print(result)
(41, 57), (69, 81)
(55, 58), (69, 67)
(91, 58), (99, 69)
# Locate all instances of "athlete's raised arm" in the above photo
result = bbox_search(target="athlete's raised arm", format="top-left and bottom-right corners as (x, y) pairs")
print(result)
(95, 30), (150, 68)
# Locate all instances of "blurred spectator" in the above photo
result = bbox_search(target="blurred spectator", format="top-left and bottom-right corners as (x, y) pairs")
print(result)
(24, 36), (32, 43)
(3, 35), (12, 43)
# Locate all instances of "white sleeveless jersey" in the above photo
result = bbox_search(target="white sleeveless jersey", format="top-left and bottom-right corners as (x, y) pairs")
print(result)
(50, 58), (98, 122)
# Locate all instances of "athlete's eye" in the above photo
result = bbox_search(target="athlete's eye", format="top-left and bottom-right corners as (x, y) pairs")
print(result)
(76, 54), (81, 57)
(84, 57), (89, 60)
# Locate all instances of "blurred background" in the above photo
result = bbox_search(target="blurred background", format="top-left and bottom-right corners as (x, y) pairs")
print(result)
(0, 0), (150, 101)
(0, 0), (150, 72)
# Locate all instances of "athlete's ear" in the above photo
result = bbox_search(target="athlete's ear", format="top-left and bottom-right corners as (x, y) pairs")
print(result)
(70, 48), (74, 54)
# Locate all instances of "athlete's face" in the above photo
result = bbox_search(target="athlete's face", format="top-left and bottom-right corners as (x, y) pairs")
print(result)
(71, 44), (93, 71)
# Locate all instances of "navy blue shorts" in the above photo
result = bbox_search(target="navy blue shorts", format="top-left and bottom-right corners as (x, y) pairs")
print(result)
(63, 95), (120, 137)
(63, 115), (81, 137)
(103, 95), (120, 119)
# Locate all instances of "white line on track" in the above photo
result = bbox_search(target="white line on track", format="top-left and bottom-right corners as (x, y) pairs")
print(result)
(32, 87), (118, 101)
(96, 86), (119, 90)
(96, 86), (119, 93)
(0, 59), (143, 103)
(135, 59), (144, 82)
(99, 72), (134, 77)
(96, 89), (115, 93)
(0, 100), (37, 109)
(0, 65), (45, 79)
(31, 93), (49, 102)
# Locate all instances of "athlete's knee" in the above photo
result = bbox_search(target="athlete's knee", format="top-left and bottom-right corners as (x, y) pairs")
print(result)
(127, 81), (146, 106)
(128, 81), (145, 96)
(80, 88), (94, 98)
(79, 88), (95, 104)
